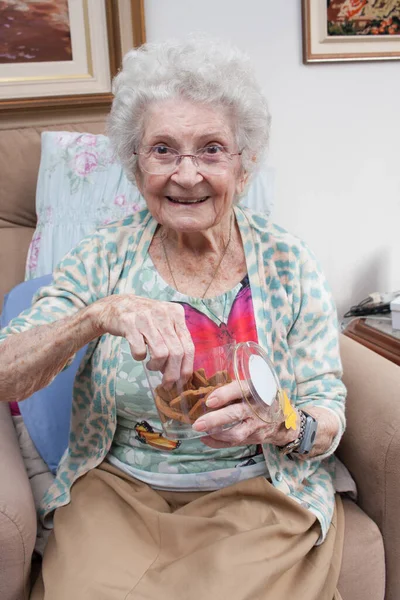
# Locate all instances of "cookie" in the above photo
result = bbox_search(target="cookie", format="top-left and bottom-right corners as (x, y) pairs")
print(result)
(155, 384), (176, 404)
(191, 368), (209, 388)
(207, 370), (232, 387)
(188, 388), (215, 422)
(155, 373), (197, 405)
(154, 391), (192, 424)
(170, 386), (214, 412)
(169, 387), (207, 410)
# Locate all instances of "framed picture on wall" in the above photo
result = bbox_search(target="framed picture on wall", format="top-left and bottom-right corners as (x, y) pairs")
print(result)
(302, 0), (400, 63)
(0, 0), (146, 112)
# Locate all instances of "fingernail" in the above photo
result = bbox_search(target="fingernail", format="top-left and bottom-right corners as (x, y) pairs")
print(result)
(205, 395), (218, 407)
(193, 419), (207, 431)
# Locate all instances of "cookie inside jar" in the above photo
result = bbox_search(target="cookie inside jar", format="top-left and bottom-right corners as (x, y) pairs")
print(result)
(154, 368), (232, 425)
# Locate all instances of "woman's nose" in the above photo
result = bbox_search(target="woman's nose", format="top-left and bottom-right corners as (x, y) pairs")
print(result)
(170, 156), (204, 187)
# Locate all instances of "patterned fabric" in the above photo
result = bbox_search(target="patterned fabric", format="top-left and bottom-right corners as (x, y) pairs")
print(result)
(0, 206), (346, 544)
(25, 132), (145, 280)
(110, 266), (266, 488)
(178, 275), (258, 354)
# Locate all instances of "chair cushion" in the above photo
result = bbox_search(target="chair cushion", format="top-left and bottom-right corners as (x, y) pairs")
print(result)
(338, 496), (385, 600)
(25, 132), (145, 280)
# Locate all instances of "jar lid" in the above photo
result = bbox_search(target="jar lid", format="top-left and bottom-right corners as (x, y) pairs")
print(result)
(232, 341), (283, 423)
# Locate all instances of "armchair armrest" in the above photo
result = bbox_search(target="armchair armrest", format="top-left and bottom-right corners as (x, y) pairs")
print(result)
(0, 402), (36, 600)
(337, 334), (400, 600)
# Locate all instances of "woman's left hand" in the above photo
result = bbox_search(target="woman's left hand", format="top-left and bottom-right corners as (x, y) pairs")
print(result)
(192, 381), (300, 449)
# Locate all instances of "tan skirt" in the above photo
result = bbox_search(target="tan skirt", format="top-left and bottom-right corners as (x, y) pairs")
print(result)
(31, 462), (344, 600)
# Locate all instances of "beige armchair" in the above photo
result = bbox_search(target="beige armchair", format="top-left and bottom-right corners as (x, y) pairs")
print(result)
(337, 335), (400, 600)
(0, 124), (398, 600)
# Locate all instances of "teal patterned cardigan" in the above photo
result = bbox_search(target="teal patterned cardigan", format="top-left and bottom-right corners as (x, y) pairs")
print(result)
(0, 206), (346, 544)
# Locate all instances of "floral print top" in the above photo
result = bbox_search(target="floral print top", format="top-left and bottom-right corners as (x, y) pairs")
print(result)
(108, 262), (267, 489)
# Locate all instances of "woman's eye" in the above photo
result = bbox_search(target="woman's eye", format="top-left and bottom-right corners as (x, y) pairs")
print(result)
(153, 145), (170, 155)
(203, 145), (223, 155)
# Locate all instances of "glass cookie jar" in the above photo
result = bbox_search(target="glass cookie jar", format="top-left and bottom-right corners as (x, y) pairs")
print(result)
(144, 341), (285, 440)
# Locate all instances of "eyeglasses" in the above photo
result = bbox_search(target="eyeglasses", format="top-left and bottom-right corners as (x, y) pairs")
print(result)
(133, 145), (242, 176)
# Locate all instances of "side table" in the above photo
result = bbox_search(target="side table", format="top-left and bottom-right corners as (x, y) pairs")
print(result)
(343, 318), (400, 366)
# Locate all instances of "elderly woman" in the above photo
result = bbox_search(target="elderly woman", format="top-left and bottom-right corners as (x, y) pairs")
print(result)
(0, 38), (345, 600)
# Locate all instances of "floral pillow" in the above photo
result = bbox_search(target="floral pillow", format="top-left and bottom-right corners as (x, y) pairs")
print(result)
(25, 131), (145, 279)
(26, 131), (274, 279)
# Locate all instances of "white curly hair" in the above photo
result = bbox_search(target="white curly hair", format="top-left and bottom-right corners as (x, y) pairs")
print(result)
(107, 35), (271, 186)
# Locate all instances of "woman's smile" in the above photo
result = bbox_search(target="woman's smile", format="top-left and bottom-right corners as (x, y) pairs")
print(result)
(166, 195), (210, 205)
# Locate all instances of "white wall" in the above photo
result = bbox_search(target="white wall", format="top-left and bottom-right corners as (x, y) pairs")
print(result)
(144, 0), (400, 317)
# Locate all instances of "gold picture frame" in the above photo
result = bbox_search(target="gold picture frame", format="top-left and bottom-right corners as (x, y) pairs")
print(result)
(302, 0), (400, 63)
(0, 0), (146, 112)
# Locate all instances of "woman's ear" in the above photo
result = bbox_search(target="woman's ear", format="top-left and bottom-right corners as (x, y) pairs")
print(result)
(236, 153), (257, 196)
(235, 170), (249, 197)
(134, 167), (144, 195)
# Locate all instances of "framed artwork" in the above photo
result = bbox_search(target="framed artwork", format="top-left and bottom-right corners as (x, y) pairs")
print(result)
(302, 0), (400, 63)
(0, 0), (146, 112)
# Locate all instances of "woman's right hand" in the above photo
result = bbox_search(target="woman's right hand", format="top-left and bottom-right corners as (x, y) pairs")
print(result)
(90, 295), (195, 387)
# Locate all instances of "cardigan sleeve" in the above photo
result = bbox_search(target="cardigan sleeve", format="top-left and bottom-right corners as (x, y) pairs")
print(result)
(287, 241), (346, 460)
(0, 232), (108, 364)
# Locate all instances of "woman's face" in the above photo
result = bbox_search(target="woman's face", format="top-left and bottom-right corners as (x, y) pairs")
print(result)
(135, 98), (246, 233)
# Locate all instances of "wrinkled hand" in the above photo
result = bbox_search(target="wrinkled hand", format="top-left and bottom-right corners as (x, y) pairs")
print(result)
(91, 295), (194, 386)
(192, 381), (300, 448)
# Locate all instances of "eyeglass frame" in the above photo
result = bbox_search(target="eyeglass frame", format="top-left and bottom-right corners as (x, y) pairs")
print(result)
(132, 144), (243, 175)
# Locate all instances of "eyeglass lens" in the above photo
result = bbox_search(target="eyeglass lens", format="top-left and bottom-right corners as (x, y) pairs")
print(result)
(139, 146), (235, 175)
